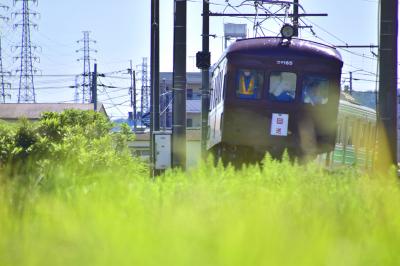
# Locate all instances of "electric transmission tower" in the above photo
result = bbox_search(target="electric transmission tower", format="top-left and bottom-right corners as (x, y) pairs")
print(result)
(0, 3), (10, 103)
(0, 38), (11, 103)
(138, 57), (150, 126)
(76, 31), (97, 103)
(12, 0), (40, 103)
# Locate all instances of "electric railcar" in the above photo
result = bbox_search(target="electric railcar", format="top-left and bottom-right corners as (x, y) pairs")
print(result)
(207, 37), (344, 164)
(319, 98), (377, 167)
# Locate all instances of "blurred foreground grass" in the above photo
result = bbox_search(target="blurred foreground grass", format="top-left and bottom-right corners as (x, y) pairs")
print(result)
(1, 157), (400, 266)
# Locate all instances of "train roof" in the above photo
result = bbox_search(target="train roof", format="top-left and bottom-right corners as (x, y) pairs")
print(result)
(223, 37), (343, 63)
(338, 99), (376, 121)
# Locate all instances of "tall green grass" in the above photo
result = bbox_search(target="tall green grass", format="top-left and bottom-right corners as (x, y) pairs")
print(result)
(1, 155), (399, 266)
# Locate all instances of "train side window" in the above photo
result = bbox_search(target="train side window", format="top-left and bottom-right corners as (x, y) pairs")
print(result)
(302, 75), (329, 105)
(358, 124), (366, 147)
(268, 72), (296, 102)
(222, 74), (227, 100)
(347, 122), (353, 145)
(236, 69), (263, 99)
(217, 71), (223, 104)
(336, 122), (342, 144)
(209, 88), (214, 110)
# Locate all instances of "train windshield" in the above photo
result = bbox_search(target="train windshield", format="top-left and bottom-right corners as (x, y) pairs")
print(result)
(268, 72), (297, 102)
(236, 69), (263, 99)
(302, 75), (329, 105)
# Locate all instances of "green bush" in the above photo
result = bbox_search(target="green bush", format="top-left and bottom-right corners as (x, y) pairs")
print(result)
(0, 109), (142, 186)
(0, 120), (16, 165)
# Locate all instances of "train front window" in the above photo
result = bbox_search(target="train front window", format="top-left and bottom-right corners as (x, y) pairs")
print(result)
(302, 75), (329, 105)
(236, 69), (263, 99)
(268, 72), (297, 102)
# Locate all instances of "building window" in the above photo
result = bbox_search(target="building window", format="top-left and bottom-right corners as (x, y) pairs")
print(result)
(187, 118), (193, 127)
(187, 89), (193, 99)
(268, 72), (296, 102)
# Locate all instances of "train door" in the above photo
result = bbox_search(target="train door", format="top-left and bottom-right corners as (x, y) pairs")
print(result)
(265, 70), (298, 157)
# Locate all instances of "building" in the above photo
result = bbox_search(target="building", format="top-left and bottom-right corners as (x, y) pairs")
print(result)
(0, 103), (108, 122)
(129, 72), (203, 168)
(128, 128), (201, 169)
(159, 72), (202, 129)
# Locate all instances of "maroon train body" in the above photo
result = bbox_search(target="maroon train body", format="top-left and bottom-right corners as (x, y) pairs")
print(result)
(207, 37), (343, 163)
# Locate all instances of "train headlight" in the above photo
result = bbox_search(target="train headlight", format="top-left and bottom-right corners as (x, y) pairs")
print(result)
(280, 24), (295, 39)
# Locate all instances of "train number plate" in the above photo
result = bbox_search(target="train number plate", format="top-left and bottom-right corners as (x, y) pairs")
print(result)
(270, 113), (289, 136)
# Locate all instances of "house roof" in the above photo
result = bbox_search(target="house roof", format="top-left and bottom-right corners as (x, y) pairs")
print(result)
(0, 103), (108, 120)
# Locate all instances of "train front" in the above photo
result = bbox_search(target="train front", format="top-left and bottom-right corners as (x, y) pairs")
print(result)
(220, 37), (343, 161)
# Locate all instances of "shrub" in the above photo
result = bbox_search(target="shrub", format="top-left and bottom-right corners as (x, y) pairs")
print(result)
(0, 110), (141, 186)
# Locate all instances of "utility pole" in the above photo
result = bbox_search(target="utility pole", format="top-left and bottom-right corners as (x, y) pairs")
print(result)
(91, 63), (97, 111)
(293, 0), (299, 36)
(151, 0), (160, 176)
(129, 60), (137, 132)
(197, 0), (211, 159)
(349, 71), (353, 95)
(151, 0), (160, 133)
(172, 0), (187, 169)
(13, 0), (40, 103)
(76, 31), (97, 103)
(377, 0), (398, 169)
(73, 74), (80, 103)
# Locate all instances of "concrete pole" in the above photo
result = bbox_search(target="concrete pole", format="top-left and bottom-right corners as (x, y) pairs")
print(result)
(201, 0), (210, 159)
(172, 0), (187, 169)
(377, 0), (398, 170)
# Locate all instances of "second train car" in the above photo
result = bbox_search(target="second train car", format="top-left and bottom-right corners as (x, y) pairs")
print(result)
(207, 37), (344, 164)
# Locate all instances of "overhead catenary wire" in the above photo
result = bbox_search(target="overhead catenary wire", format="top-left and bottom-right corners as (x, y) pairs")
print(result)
(100, 86), (127, 116)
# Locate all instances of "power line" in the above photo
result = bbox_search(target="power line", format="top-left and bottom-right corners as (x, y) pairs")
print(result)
(101, 100), (131, 108)
(8, 85), (74, 90)
(102, 75), (130, 80)
(300, 16), (379, 62)
(101, 86), (126, 116)
(224, 1), (279, 36)
(98, 93), (128, 101)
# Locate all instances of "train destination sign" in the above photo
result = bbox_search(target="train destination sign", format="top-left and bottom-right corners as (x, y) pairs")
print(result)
(270, 113), (289, 136)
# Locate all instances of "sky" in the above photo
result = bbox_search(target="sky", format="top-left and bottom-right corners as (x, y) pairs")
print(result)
(0, 0), (397, 119)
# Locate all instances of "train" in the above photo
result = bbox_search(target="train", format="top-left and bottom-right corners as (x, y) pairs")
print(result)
(318, 97), (377, 168)
(207, 36), (348, 165)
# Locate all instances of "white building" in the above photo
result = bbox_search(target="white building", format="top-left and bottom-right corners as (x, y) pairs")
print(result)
(129, 72), (203, 168)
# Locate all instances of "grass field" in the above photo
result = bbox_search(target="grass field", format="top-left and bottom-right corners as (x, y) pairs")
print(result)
(1, 156), (400, 266)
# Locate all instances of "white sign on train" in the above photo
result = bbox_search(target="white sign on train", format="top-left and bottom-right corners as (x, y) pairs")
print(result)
(270, 113), (289, 137)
